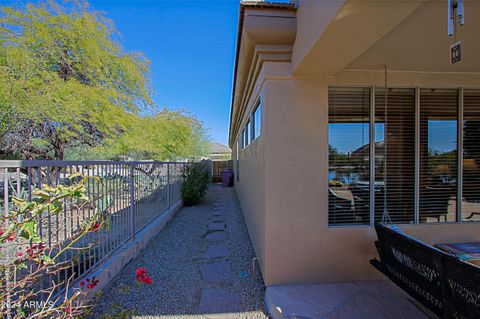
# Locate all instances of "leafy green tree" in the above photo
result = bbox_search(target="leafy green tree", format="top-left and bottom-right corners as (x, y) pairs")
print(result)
(96, 109), (210, 161)
(0, 0), (152, 159)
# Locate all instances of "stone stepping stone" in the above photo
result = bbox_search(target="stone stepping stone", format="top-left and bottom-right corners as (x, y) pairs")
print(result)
(212, 210), (225, 217)
(205, 231), (228, 242)
(198, 288), (240, 314)
(208, 222), (226, 231)
(204, 244), (230, 259)
(200, 261), (230, 282)
(211, 216), (225, 222)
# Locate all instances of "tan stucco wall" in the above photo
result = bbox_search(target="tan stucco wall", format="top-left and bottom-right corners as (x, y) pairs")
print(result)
(230, 1), (480, 287)
(258, 68), (480, 286)
(233, 86), (267, 276)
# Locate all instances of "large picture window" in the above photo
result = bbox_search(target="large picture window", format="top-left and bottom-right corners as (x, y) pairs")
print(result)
(419, 89), (458, 223)
(328, 86), (479, 226)
(375, 88), (415, 224)
(328, 87), (370, 225)
(462, 89), (480, 222)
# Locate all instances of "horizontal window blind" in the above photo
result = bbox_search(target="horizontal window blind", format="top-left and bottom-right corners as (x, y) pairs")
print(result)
(419, 89), (458, 223)
(328, 87), (370, 225)
(375, 88), (415, 223)
(462, 89), (480, 221)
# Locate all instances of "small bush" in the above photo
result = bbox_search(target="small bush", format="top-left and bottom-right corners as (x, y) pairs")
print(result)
(181, 161), (209, 206)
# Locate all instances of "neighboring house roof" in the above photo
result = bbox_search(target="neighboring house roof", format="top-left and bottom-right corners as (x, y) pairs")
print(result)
(228, 1), (297, 147)
(352, 141), (385, 157)
(210, 142), (231, 155)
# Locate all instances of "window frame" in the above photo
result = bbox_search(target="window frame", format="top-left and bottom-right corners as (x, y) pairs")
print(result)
(252, 100), (261, 141)
(328, 86), (475, 228)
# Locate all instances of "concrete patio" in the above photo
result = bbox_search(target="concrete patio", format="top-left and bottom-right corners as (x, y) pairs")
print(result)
(265, 280), (436, 319)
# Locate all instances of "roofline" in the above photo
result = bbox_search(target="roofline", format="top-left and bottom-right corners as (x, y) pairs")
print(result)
(228, 1), (297, 147)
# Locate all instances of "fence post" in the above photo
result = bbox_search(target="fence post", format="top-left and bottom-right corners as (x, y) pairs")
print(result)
(167, 163), (171, 208)
(129, 163), (136, 238)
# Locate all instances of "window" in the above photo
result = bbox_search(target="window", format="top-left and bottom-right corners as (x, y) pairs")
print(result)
(328, 86), (480, 226)
(419, 89), (458, 223)
(463, 90), (480, 222)
(245, 120), (251, 146)
(375, 88), (415, 224)
(328, 87), (370, 225)
(252, 102), (261, 140)
(241, 128), (246, 149)
(236, 139), (240, 181)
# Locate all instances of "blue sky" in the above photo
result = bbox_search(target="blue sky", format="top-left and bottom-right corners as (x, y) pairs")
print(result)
(4, 0), (239, 145)
(89, 0), (239, 146)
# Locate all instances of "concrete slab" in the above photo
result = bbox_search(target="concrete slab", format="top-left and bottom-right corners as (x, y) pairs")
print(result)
(198, 288), (240, 314)
(265, 280), (431, 319)
(212, 210), (225, 217)
(211, 216), (226, 223)
(199, 261), (230, 282)
(208, 222), (226, 231)
(204, 244), (230, 259)
(204, 231), (228, 242)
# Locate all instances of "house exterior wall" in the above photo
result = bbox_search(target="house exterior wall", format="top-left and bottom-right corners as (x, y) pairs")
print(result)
(230, 0), (480, 287)
(232, 84), (267, 275)
(260, 68), (480, 286)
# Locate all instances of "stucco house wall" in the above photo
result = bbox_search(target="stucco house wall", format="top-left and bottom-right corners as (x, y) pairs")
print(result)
(231, 0), (480, 286)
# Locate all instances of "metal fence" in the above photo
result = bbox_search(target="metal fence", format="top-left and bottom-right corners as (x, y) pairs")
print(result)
(0, 160), (185, 297)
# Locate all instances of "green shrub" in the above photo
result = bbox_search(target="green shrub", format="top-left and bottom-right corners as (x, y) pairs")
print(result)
(181, 161), (209, 206)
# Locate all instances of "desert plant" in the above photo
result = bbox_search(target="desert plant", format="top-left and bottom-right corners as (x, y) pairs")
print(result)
(0, 173), (103, 318)
(181, 161), (209, 206)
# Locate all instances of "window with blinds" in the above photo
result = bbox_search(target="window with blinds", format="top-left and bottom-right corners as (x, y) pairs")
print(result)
(375, 88), (415, 223)
(462, 89), (480, 222)
(328, 87), (370, 225)
(419, 89), (458, 223)
(328, 86), (480, 226)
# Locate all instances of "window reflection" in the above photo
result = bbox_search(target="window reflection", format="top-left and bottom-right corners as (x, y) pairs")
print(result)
(419, 89), (458, 223)
(375, 88), (415, 223)
(462, 90), (480, 221)
(328, 87), (370, 225)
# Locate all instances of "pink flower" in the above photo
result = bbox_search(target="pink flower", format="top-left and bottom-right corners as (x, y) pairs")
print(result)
(135, 267), (148, 277)
(135, 267), (152, 284)
(89, 223), (101, 233)
(84, 277), (99, 289)
(1, 230), (17, 243)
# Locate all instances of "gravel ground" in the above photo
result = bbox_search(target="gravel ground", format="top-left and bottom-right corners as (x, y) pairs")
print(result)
(91, 184), (269, 319)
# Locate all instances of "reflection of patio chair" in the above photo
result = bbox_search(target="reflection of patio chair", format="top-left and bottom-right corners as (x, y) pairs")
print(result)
(349, 185), (369, 222)
(328, 188), (354, 224)
(419, 187), (452, 222)
(350, 185), (386, 223)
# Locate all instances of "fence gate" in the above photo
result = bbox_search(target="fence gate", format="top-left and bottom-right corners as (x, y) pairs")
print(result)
(212, 160), (232, 183)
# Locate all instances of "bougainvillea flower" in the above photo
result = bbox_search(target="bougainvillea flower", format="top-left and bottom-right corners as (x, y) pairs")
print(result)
(85, 277), (99, 289)
(26, 243), (45, 257)
(135, 267), (152, 284)
(141, 275), (152, 284)
(135, 267), (148, 277)
(89, 223), (101, 233)
(1, 230), (17, 243)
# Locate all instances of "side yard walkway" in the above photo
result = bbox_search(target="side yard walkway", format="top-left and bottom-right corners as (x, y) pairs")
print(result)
(93, 184), (268, 319)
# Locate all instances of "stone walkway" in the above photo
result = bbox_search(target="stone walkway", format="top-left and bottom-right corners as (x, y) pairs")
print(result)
(92, 184), (268, 319)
